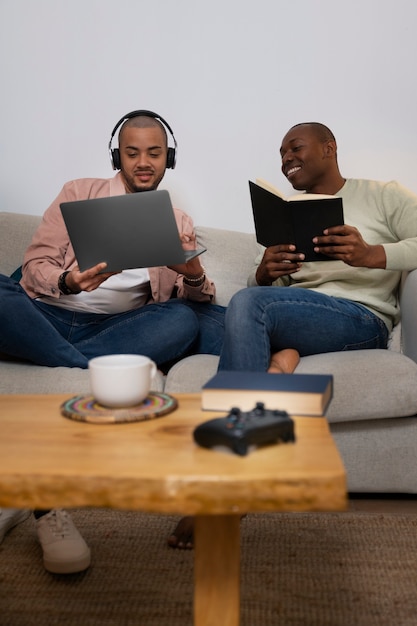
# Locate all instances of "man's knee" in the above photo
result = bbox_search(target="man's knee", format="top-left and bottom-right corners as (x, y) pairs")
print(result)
(227, 287), (262, 318)
(165, 300), (201, 337)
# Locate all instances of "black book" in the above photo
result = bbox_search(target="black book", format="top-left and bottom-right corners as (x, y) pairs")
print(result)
(249, 179), (344, 261)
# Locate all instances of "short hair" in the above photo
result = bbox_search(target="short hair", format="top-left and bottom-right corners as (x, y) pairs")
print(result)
(289, 122), (336, 143)
(119, 115), (167, 145)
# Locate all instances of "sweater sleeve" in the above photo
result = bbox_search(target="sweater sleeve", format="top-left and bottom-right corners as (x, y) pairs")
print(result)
(380, 181), (417, 271)
(20, 183), (78, 298)
(20, 178), (115, 299)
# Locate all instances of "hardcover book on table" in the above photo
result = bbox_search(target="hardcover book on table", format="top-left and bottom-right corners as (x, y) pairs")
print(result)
(201, 371), (333, 416)
(249, 178), (344, 262)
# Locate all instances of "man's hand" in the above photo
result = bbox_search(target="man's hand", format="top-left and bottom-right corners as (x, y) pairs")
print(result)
(313, 225), (386, 268)
(256, 244), (304, 286)
(168, 232), (204, 277)
(65, 263), (121, 294)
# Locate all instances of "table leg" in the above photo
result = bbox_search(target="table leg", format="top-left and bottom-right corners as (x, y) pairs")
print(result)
(194, 514), (240, 626)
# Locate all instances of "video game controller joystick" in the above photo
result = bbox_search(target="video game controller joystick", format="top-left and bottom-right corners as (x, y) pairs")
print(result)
(193, 402), (295, 456)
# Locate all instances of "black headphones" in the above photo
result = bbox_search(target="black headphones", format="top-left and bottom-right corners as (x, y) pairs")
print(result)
(108, 109), (177, 171)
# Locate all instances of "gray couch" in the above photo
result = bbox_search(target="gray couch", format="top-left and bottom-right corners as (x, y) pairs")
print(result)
(2, 211), (417, 494)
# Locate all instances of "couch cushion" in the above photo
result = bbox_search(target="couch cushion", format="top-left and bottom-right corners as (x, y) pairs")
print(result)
(164, 350), (417, 424)
(0, 362), (165, 395)
(164, 354), (220, 394)
(195, 226), (259, 307)
(296, 350), (417, 422)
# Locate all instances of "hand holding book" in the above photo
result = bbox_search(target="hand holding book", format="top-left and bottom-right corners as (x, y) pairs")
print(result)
(255, 243), (305, 285)
(249, 179), (344, 262)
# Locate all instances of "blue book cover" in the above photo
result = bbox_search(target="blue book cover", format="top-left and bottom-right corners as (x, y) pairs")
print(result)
(202, 371), (333, 415)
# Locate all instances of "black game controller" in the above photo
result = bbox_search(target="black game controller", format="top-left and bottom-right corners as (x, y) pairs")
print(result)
(193, 402), (295, 456)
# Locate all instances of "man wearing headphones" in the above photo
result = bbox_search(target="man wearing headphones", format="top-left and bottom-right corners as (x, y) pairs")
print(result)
(0, 110), (225, 574)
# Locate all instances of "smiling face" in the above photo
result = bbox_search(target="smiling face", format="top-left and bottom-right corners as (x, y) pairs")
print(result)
(118, 123), (168, 193)
(280, 124), (338, 194)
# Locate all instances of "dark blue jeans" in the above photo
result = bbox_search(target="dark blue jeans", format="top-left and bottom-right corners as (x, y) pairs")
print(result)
(0, 274), (225, 368)
(218, 286), (389, 371)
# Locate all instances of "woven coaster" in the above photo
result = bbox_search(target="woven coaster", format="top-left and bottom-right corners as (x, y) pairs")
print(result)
(60, 392), (178, 424)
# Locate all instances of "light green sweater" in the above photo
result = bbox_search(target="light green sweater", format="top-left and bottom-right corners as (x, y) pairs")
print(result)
(248, 179), (417, 331)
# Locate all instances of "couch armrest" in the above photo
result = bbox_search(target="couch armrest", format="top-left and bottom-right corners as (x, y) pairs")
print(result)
(0, 212), (41, 277)
(400, 269), (417, 363)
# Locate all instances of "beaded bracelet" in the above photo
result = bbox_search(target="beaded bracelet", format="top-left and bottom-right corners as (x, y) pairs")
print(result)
(183, 266), (206, 286)
(183, 273), (205, 285)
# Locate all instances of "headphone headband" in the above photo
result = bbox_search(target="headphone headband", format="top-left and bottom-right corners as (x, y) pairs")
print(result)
(108, 109), (177, 170)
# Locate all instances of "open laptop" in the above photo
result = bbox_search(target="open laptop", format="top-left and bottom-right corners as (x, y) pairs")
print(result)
(60, 190), (206, 272)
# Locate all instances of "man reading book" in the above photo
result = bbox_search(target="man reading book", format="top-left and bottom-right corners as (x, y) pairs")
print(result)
(169, 121), (417, 549)
(216, 121), (417, 375)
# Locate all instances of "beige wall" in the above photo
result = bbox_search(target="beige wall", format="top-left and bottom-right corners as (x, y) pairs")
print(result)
(1, 0), (416, 231)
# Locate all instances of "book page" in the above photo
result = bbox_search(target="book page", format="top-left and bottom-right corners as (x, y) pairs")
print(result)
(255, 178), (286, 199)
(255, 178), (336, 202)
(289, 192), (336, 201)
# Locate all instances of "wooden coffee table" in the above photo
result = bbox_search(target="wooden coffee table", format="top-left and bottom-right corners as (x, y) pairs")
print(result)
(0, 393), (346, 626)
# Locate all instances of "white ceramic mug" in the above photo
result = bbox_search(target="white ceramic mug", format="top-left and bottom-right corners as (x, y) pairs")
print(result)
(88, 354), (157, 408)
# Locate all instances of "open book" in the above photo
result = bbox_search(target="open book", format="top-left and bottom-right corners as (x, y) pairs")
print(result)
(249, 178), (344, 261)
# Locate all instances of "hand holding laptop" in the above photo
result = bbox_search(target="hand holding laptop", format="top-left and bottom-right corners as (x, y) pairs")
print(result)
(168, 232), (205, 279)
(62, 262), (121, 295)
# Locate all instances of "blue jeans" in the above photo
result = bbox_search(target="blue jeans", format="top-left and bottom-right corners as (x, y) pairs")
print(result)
(218, 286), (389, 371)
(0, 274), (225, 368)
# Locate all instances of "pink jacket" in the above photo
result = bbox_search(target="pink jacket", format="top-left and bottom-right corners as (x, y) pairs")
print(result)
(21, 173), (215, 303)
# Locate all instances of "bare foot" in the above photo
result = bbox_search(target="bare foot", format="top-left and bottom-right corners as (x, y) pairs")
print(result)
(268, 348), (300, 374)
(167, 516), (194, 549)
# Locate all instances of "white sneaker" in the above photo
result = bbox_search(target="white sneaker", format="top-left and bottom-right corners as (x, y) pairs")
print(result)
(36, 509), (91, 574)
(0, 508), (31, 543)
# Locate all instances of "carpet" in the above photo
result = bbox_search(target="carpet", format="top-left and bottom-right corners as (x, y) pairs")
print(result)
(1, 509), (417, 625)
